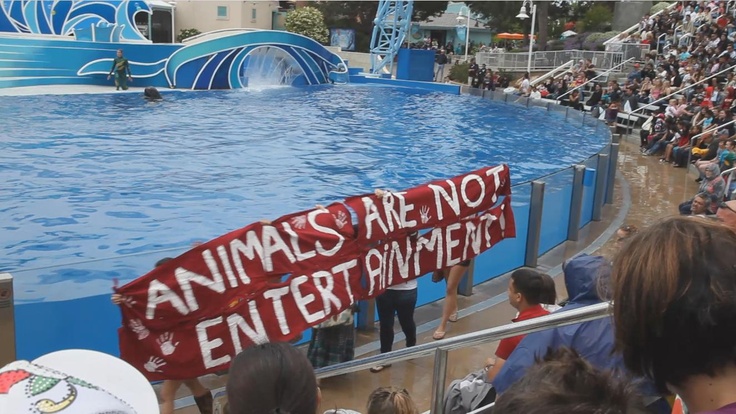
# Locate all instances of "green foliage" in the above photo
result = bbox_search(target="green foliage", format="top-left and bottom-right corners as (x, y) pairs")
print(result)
(585, 31), (619, 44)
(581, 3), (613, 32)
(449, 61), (469, 82)
(176, 28), (201, 43)
(285, 6), (329, 44)
(651, 2), (673, 14)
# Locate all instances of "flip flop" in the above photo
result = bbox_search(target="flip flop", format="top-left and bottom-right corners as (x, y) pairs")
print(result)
(369, 364), (392, 373)
(449, 312), (458, 323)
(433, 330), (446, 340)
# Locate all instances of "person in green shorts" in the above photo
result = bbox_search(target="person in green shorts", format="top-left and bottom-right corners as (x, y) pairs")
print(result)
(107, 49), (132, 90)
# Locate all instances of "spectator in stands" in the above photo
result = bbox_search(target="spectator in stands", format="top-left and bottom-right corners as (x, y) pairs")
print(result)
(484, 269), (557, 383)
(227, 342), (320, 414)
(679, 163), (725, 214)
(717, 200), (736, 227)
(468, 58), (479, 87)
(628, 63), (643, 83)
(611, 217), (736, 414)
(684, 192), (714, 216)
(366, 387), (419, 414)
(519, 72), (531, 96)
(605, 100), (621, 126)
(494, 347), (649, 414)
(663, 120), (691, 163)
(491, 254), (668, 413)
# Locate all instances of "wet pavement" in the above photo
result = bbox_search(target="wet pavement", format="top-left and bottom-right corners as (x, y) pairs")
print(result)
(171, 132), (700, 413)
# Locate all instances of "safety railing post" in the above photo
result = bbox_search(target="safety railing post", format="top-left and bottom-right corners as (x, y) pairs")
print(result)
(568, 165), (586, 241)
(592, 154), (609, 221)
(525, 181), (545, 268)
(356, 298), (376, 331)
(0, 273), (16, 367)
(605, 136), (620, 205)
(430, 348), (449, 414)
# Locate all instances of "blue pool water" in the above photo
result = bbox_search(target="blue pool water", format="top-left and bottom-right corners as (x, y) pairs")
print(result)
(0, 84), (609, 359)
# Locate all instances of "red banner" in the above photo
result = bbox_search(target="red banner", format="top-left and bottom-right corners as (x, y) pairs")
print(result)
(116, 165), (515, 380)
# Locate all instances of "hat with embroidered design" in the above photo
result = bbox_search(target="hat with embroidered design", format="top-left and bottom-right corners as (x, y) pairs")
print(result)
(0, 349), (158, 413)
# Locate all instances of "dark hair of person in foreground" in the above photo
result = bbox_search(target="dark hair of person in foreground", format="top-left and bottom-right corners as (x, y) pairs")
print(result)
(494, 347), (649, 414)
(226, 342), (319, 414)
(611, 217), (736, 411)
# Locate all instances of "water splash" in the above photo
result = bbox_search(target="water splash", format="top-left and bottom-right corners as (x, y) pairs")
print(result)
(240, 46), (307, 88)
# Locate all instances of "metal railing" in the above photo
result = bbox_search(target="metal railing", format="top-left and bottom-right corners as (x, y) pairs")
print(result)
(475, 49), (626, 72)
(530, 60), (574, 87)
(556, 57), (635, 101)
(315, 302), (612, 414)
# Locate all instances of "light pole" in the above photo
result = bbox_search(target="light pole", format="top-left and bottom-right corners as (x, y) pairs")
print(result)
(455, 5), (471, 61)
(516, 0), (537, 75)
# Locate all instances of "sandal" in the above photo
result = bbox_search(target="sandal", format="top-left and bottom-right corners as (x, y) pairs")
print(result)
(433, 330), (446, 340)
(369, 364), (392, 373)
(432, 270), (445, 283)
(449, 311), (458, 323)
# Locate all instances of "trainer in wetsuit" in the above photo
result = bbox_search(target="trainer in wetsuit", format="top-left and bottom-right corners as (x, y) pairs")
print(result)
(108, 49), (132, 91)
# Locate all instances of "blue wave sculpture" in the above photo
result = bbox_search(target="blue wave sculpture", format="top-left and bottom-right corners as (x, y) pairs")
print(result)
(0, 0), (347, 90)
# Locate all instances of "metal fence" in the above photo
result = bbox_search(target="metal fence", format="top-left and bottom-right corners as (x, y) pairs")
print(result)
(475, 49), (639, 72)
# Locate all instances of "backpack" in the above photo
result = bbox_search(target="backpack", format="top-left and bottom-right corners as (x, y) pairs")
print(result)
(443, 369), (496, 414)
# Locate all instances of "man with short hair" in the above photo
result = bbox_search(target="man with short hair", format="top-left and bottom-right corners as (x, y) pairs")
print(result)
(717, 200), (736, 230)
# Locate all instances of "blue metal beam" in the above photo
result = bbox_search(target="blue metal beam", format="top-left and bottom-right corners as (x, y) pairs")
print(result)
(369, 0), (413, 75)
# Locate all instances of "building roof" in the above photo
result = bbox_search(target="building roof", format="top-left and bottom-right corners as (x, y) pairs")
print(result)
(417, 12), (489, 31)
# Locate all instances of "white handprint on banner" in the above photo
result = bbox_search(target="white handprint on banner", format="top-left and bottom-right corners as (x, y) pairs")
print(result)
(420, 205), (431, 224)
(144, 356), (166, 373)
(129, 319), (149, 340)
(120, 296), (136, 308)
(290, 215), (307, 229)
(333, 210), (348, 228)
(157, 332), (180, 356)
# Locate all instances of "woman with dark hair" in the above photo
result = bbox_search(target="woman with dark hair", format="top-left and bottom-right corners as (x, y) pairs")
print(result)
(227, 342), (320, 414)
(484, 269), (557, 383)
(611, 217), (736, 413)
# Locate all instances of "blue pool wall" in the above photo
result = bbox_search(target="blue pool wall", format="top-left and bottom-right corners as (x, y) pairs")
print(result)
(9, 84), (613, 361)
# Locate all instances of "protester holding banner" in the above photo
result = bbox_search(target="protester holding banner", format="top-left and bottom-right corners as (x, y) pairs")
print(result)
(432, 262), (470, 340)
(370, 278), (418, 373)
(307, 304), (357, 370)
(112, 257), (212, 414)
(113, 165), (515, 384)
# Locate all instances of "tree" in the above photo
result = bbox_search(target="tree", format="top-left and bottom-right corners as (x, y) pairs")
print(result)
(465, 0), (603, 51)
(285, 6), (329, 44)
(317, 1), (448, 52)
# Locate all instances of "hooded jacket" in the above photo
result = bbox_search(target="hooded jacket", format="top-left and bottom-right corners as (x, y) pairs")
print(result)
(491, 254), (660, 401)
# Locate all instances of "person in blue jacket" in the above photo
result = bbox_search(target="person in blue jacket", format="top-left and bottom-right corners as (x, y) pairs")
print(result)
(491, 254), (669, 413)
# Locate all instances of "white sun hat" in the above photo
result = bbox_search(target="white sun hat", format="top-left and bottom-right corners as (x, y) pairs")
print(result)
(0, 349), (158, 413)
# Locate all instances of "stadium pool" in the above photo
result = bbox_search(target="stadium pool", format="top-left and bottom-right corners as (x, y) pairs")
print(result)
(0, 84), (611, 359)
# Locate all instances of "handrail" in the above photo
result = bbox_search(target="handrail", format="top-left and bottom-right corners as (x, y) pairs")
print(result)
(556, 57), (634, 101)
(657, 32), (667, 53)
(604, 2), (679, 45)
(468, 402), (495, 414)
(316, 302), (612, 414)
(530, 60), (574, 87)
(629, 63), (735, 116)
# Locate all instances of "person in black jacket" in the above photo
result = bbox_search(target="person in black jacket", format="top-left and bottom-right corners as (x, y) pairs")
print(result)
(434, 49), (448, 82)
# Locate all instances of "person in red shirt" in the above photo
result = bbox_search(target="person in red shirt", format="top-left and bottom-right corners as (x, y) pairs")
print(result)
(485, 269), (557, 383)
